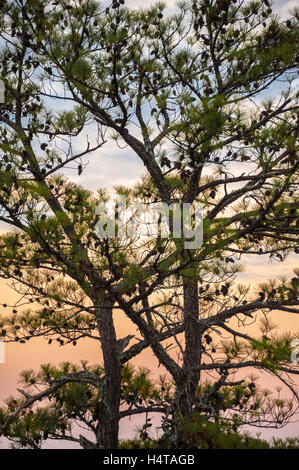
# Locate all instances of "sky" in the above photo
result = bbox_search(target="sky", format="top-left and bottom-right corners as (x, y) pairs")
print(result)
(0, 0), (298, 448)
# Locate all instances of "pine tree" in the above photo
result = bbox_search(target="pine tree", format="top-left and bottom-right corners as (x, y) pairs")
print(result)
(0, 0), (298, 448)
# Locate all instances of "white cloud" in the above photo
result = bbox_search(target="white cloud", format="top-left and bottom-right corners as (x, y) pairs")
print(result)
(125, 0), (177, 8)
(70, 148), (145, 191)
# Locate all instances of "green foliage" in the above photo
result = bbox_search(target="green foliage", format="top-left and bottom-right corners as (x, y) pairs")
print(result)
(0, 0), (298, 449)
(250, 335), (294, 370)
(120, 414), (299, 449)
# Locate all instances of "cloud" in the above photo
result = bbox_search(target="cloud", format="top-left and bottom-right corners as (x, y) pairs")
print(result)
(125, 0), (177, 8)
(237, 253), (298, 284)
(272, 0), (297, 16)
(71, 145), (145, 191)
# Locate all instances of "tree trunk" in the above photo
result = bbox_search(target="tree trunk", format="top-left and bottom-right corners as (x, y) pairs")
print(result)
(95, 298), (121, 448)
(174, 279), (203, 422)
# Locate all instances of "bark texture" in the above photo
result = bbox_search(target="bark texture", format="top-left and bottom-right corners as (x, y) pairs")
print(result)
(175, 279), (203, 418)
(95, 299), (121, 448)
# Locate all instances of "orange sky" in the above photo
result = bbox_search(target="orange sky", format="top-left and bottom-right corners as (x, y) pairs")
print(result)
(0, 253), (298, 447)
